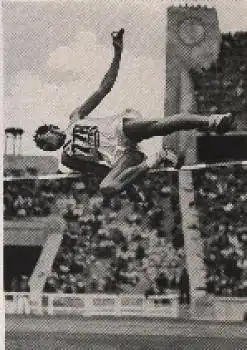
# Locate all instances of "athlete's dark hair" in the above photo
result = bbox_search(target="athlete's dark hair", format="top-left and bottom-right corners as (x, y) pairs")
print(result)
(34, 124), (65, 151)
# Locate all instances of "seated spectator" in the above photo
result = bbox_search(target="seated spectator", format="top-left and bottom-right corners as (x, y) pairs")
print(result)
(10, 276), (20, 292)
(194, 166), (247, 296)
(238, 279), (247, 297)
(155, 271), (168, 294)
(89, 276), (99, 293)
(13, 195), (25, 212)
(172, 230), (184, 250)
(104, 275), (118, 293)
(16, 208), (27, 218)
(179, 267), (190, 304)
(144, 283), (158, 298)
(45, 272), (59, 293)
(135, 243), (145, 264)
(19, 275), (30, 292)
(32, 197), (42, 216)
(72, 253), (85, 274)
(76, 280), (86, 294)
(62, 229), (79, 248)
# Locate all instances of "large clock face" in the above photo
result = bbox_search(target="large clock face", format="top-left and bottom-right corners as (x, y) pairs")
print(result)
(178, 18), (205, 46)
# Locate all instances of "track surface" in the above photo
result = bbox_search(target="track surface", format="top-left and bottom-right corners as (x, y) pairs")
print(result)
(6, 332), (247, 350)
(6, 315), (247, 349)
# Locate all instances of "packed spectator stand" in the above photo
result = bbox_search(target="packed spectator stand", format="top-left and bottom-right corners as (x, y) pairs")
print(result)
(193, 166), (247, 297)
(4, 180), (55, 219)
(5, 32), (247, 298)
(190, 31), (247, 297)
(193, 32), (247, 124)
(5, 172), (185, 296)
(44, 172), (185, 296)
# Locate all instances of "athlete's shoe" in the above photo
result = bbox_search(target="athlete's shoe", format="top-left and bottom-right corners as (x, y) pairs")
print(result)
(205, 113), (235, 134)
(99, 148), (147, 196)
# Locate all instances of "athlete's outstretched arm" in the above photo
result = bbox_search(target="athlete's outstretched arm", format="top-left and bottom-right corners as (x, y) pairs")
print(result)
(71, 29), (124, 120)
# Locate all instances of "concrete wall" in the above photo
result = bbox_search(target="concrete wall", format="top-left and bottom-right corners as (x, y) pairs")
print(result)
(4, 215), (63, 246)
(4, 155), (58, 175)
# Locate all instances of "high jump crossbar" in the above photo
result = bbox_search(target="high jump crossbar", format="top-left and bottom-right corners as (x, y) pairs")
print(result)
(3, 160), (247, 182)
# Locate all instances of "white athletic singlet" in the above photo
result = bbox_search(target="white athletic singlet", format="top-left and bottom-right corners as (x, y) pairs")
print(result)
(59, 108), (142, 173)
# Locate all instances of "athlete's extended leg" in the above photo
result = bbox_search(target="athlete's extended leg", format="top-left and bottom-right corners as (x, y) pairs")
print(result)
(122, 112), (235, 142)
(100, 112), (235, 195)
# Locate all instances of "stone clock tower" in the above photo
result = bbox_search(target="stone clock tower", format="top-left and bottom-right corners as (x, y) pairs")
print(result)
(164, 5), (221, 164)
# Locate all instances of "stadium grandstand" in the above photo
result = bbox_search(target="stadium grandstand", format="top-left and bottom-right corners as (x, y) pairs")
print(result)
(5, 170), (184, 296)
(4, 4), (247, 349)
(193, 32), (247, 127)
(5, 26), (247, 300)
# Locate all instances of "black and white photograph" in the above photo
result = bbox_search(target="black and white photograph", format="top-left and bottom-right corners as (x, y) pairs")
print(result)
(3, 0), (247, 348)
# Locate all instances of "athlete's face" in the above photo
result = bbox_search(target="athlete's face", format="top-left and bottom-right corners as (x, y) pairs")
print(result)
(39, 128), (65, 151)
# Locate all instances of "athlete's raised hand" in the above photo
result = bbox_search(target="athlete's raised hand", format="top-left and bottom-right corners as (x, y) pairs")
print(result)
(111, 28), (124, 51)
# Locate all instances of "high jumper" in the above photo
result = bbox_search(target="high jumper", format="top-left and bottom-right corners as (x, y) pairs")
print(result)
(34, 29), (234, 195)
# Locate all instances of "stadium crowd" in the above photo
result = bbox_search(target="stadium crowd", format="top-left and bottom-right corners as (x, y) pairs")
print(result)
(4, 180), (56, 219)
(193, 32), (247, 122)
(191, 32), (247, 297)
(6, 32), (247, 299)
(7, 165), (247, 298)
(42, 172), (186, 296)
(194, 166), (247, 297)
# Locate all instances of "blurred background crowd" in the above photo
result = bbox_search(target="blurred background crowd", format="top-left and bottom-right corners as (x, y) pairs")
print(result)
(193, 32), (247, 123)
(44, 172), (186, 297)
(8, 166), (247, 298)
(194, 167), (247, 297)
(4, 180), (55, 219)
(7, 172), (187, 299)
(5, 32), (247, 299)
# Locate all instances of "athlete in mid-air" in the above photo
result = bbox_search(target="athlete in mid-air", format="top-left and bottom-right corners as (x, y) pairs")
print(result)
(34, 29), (234, 195)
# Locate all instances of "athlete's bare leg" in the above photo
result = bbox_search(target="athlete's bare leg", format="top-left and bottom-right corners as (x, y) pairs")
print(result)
(122, 112), (234, 142)
(100, 112), (234, 195)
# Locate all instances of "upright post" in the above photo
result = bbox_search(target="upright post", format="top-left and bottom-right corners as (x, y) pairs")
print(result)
(164, 5), (221, 299)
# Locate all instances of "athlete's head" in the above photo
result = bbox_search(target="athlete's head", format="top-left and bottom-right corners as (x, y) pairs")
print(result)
(34, 124), (66, 151)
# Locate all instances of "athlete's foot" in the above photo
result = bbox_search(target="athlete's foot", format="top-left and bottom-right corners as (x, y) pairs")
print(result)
(208, 113), (236, 134)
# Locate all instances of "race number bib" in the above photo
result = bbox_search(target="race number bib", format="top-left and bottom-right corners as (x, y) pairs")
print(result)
(72, 124), (100, 155)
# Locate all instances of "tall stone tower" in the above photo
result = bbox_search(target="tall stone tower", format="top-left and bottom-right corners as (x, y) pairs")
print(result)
(164, 5), (221, 164)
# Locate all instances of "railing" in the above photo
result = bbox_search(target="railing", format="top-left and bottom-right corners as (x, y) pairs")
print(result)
(5, 292), (179, 318)
(214, 297), (247, 321)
